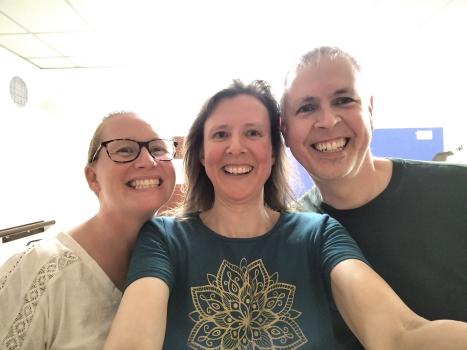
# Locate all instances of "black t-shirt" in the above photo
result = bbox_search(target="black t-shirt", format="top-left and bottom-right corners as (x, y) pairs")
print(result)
(301, 158), (467, 349)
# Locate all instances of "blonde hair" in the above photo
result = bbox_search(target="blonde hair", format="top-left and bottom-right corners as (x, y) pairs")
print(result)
(87, 111), (133, 164)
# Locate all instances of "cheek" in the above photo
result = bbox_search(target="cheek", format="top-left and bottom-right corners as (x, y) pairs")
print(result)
(353, 116), (372, 141)
(286, 120), (309, 139)
(258, 143), (275, 165)
(162, 163), (176, 180)
(202, 146), (223, 167)
(168, 164), (177, 179)
(202, 152), (221, 183)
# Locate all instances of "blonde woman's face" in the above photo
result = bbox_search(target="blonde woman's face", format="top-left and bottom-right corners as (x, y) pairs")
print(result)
(90, 114), (176, 217)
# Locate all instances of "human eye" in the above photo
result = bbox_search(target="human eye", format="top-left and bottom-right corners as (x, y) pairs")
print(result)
(296, 103), (317, 115)
(149, 144), (169, 156)
(212, 130), (229, 140)
(333, 96), (356, 107)
(245, 129), (262, 138)
(109, 141), (137, 158)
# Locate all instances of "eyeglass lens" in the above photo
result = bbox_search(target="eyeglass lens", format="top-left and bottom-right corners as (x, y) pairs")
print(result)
(106, 139), (174, 162)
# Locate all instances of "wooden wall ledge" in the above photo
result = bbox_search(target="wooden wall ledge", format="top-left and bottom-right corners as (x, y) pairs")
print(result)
(0, 220), (56, 243)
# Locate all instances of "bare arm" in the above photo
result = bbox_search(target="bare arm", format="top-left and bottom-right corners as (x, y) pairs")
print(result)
(103, 277), (169, 350)
(331, 259), (467, 349)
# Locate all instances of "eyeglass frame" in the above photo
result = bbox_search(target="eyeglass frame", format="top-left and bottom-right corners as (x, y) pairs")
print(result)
(89, 138), (178, 163)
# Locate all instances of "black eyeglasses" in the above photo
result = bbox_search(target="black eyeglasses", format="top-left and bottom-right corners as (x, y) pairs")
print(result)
(89, 138), (177, 163)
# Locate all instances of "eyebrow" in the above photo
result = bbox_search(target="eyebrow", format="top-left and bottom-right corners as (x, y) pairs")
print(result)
(243, 121), (266, 128)
(294, 88), (355, 103)
(295, 96), (317, 106)
(208, 123), (229, 130)
(208, 121), (266, 130)
(334, 88), (355, 95)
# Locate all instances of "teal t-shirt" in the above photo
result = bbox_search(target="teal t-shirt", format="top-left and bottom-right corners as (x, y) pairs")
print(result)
(127, 211), (367, 349)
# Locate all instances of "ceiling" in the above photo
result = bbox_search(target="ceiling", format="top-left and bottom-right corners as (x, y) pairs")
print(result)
(0, 0), (131, 69)
(1, 0), (466, 70)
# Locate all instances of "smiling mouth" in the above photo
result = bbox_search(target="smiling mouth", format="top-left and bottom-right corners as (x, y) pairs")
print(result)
(223, 165), (253, 175)
(312, 138), (349, 153)
(127, 178), (161, 189)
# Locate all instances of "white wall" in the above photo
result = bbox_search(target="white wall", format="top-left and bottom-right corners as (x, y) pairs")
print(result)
(0, 48), (92, 232)
(0, 48), (185, 234)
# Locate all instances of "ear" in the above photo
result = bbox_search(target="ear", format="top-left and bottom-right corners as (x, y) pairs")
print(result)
(280, 116), (289, 147)
(199, 149), (205, 166)
(368, 95), (374, 131)
(85, 165), (100, 194)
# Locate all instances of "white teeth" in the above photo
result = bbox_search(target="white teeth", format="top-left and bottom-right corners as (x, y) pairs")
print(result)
(223, 165), (253, 175)
(128, 178), (160, 189)
(313, 138), (347, 153)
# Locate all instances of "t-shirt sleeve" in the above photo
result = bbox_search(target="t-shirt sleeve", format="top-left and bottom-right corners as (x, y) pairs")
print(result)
(319, 215), (369, 279)
(125, 218), (174, 291)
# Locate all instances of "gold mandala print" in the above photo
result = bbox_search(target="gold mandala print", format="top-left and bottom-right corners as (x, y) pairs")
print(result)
(188, 258), (307, 349)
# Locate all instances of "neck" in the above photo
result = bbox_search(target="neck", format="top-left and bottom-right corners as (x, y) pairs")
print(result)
(314, 157), (393, 210)
(70, 211), (149, 290)
(200, 201), (280, 238)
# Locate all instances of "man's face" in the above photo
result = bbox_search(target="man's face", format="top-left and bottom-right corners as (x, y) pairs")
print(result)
(282, 57), (373, 184)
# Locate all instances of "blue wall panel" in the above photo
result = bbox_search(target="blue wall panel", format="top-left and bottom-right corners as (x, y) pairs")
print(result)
(370, 127), (444, 161)
(289, 127), (444, 198)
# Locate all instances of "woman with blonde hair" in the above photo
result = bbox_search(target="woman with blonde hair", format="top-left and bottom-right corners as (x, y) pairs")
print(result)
(0, 111), (176, 349)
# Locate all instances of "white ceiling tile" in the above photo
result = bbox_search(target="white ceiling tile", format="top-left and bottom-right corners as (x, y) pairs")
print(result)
(372, 0), (456, 28)
(68, 0), (156, 32)
(0, 0), (90, 32)
(0, 0), (466, 72)
(0, 12), (27, 33)
(0, 34), (61, 57)
(36, 32), (103, 57)
(28, 56), (77, 69)
(69, 55), (127, 68)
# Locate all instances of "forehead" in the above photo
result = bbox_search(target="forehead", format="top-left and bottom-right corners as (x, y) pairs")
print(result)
(286, 57), (362, 100)
(102, 114), (159, 140)
(205, 94), (270, 128)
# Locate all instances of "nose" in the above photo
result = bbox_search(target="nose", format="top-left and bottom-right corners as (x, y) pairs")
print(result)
(133, 147), (157, 168)
(313, 105), (341, 129)
(226, 134), (246, 155)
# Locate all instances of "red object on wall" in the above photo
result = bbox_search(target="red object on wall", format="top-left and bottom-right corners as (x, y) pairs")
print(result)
(158, 184), (185, 215)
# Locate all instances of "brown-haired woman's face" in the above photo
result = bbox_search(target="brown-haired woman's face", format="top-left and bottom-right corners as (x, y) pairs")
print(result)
(200, 95), (275, 205)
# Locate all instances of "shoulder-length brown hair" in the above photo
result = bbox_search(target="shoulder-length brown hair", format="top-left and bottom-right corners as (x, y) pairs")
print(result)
(179, 80), (294, 216)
